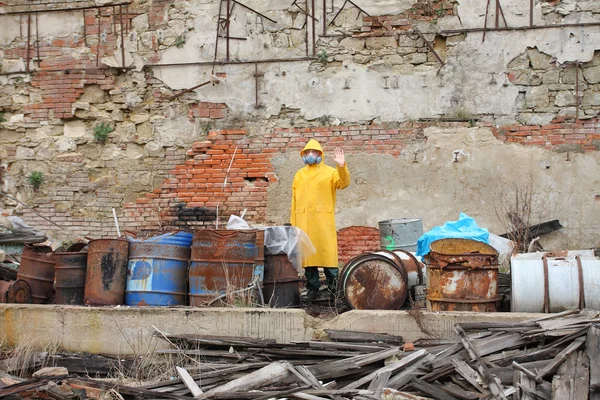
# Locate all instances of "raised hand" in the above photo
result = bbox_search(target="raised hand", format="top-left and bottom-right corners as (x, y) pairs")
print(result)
(332, 147), (345, 167)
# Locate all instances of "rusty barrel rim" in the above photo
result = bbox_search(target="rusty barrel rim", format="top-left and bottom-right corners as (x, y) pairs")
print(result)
(0, 279), (32, 304)
(339, 252), (408, 310)
(428, 238), (498, 267)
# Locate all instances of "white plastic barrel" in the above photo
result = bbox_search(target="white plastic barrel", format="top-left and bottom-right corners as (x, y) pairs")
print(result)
(511, 250), (600, 313)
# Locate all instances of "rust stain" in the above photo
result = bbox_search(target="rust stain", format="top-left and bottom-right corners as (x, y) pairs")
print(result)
(426, 239), (500, 312)
(17, 244), (55, 304)
(84, 239), (129, 306)
(341, 254), (408, 310)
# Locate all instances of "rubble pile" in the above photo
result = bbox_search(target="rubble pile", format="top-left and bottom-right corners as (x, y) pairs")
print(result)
(1, 309), (599, 399)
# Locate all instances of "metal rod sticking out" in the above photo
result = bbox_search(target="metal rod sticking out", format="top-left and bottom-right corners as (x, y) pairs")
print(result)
(119, 5), (126, 68)
(112, 208), (121, 237)
(83, 10), (87, 46)
(26, 13), (31, 72)
(322, 0), (326, 35)
(575, 62), (579, 122)
(96, 7), (101, 67)
(311, 0), (316, 56)
(35, 13), (40, 67)
(226, 0), (231, 61)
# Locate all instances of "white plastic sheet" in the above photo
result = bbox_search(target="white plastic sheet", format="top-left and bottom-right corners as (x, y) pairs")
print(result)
(263, 226), (315, 273)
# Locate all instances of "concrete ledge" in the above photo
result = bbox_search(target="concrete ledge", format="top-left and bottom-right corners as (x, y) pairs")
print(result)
(0, 305), (546, 355)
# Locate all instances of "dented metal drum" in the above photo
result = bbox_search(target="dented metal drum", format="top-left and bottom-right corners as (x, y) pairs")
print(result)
(426, 238), (500, 312)
(18, 244), (55, 304)
(339, 252), (408, 310)
(125, 232), (192, 307)
(0, 279), (32, 304)
(189, 230), (264, 306)
(54, 251), (88, 305)
(84, 238), (129, 306)
(378, 218), (423, 252)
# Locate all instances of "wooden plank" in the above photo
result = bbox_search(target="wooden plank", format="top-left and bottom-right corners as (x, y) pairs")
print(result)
(536, 336), (586, 379)
(514, 370), (536, 400)
(343, 349), (428, 389)
(452, 359), (487, 394)
(552, 351), (589, 400)
(201, 361), (292, 397)
(490, 360), (551, 384)
(324, 329), (403, 344)
(176, 366), (203, 397)
(455, 325), (507, 400)
(67, 378), (193, 400)
(472, 332), (528, 357)
(441, 382), (483, 400)
(387, 353), (436, 389)
(411, 378), (460, 400)
(512, 361), (544, 384)
(290, 341), (389, 353)
(587, 325), (600, 400)
(368, 370), (391, 391)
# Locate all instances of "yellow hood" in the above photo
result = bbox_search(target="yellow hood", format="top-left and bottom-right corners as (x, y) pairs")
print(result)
(300, 139), (324, 156)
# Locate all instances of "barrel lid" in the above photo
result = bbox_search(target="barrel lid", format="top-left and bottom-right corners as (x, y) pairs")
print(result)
(378, 218), (422, 225)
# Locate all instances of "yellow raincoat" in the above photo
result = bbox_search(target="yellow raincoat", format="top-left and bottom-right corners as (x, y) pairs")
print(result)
(290, 139), (350, 268)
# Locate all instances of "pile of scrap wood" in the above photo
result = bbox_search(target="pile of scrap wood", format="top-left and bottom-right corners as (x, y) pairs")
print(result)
(1, 309), (599, 399)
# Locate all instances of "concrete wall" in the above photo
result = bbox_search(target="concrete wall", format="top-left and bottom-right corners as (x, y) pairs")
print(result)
(0, 0), (598, 251)
(0, 304), (545, 354)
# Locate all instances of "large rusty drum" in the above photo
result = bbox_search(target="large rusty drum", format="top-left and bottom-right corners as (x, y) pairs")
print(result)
(18, 244), (55, 304)
(425, 238), (500, 312)
(84, 238), (129, 306)
(339, 252), (408, 310)
(55, 251), (88, 305)
(189, 230), (264, 306)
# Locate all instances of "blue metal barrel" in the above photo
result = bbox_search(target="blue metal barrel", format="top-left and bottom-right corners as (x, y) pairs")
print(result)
(125, 231), (193, 306)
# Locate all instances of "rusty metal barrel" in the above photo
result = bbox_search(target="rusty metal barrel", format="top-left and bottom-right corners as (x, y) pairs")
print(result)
(17, 244), (55, 304)
(84, 238), (130, 306)
(189, 229), (264, 306)
(0, 279), (32, 303)
(54, 251), (88, 305)
(263, 253), (301, 308)
(339, 251), (409, 310)
(425, 238), (500, 312)
(125, 232), (193, 307)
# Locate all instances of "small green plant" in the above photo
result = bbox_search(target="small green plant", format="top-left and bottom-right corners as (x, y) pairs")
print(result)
(28, 171), (44, 190)
(435, 8), (446, 17)
(94, 122), (113, 143)
(317, 49), (329, 64)
(174, 34), (186, 48)
(468, 119), (477, 127)
(0, 112), (5, 122)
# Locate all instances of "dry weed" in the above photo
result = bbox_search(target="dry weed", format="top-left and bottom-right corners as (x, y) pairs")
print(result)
(1, 337), (59, 377)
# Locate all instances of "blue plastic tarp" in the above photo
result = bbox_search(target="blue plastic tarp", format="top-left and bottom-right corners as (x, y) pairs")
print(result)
(416, 213), (489, 257)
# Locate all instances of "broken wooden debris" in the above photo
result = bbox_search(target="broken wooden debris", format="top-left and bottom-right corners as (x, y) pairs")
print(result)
(4, 314), (600, 399)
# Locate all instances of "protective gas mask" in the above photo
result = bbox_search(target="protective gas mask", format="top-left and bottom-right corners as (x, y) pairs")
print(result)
(302, 150), (322, 165)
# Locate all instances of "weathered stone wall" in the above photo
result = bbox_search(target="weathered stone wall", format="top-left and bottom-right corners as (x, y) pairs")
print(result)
(0, 0), (599, 252)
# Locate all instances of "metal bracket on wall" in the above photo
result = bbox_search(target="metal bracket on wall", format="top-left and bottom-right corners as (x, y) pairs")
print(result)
(413, 28), (445, 72)
(254, 62), (264, 109)
(482, 0), (508, 42)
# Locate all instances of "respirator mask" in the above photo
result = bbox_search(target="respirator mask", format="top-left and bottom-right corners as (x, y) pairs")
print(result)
(302, 152), (322, 165)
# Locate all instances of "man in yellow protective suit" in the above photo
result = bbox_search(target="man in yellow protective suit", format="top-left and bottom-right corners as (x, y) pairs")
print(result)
(290, 139), (350, 300)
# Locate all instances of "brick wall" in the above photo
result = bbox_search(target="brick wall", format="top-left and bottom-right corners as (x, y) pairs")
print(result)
(492, 117), (600, 152)
(337, 226), (381, 265)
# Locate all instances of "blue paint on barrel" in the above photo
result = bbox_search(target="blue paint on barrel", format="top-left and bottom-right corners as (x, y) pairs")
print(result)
(125, 231), (193, 306)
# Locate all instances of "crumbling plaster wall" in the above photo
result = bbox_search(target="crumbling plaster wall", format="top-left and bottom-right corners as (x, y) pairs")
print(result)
(0, 0), (598, 249)
(267, 126), (600, 249)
